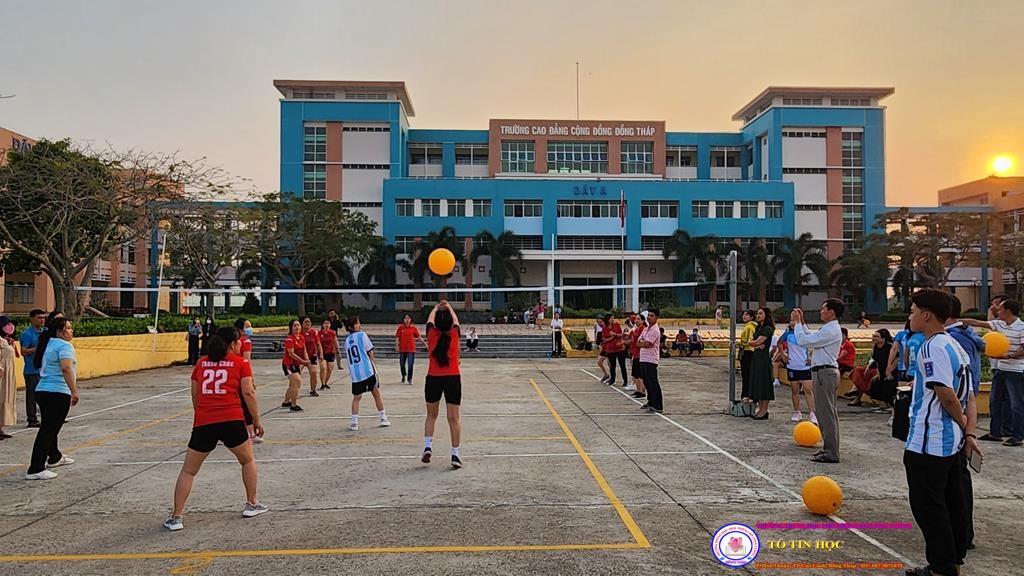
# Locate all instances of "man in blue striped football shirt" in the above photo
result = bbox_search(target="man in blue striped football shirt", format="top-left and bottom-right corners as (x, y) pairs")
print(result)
(903, 289), (982, 576)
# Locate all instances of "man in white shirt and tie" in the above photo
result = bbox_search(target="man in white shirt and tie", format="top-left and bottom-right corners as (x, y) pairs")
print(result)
(793, 298), (846, 463)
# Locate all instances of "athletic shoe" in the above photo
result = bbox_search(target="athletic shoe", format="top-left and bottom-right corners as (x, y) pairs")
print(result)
(809, 412), (819, 425)
(242, 502), (269, 518)
(289, 405), (304, 412)
(639, 404), (650, 410)
(251, 435), (265, 444)
(647, 407), (664, 414)
(26, 421), (40, 428)
(25, 470), (58, 480)
(791, 411), (802, 422)
(309, 390), (319, 397)
(46, 456), (75, 469)
(887, 416), (894, 427)
(600, 376), (610, 384)
(624, 384), (637, 392)
(632, 392), (646, 398)
(281, 402), (291, 408)
(348, 422), (359, 431)
(323, 384), (331, 389)
(400, 378), (406, 383)
(421, 448), (432, 463)
(163, 515), (184, 531)
(773, 379), (781, 388)
(380, 417), (391, 427)
(451, 455), (463, 469)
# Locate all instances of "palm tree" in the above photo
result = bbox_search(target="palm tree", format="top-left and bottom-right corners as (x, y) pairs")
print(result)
(741, 238), (771, 308)
(663, 231), (722, 308)
(357, 241), (407, 308)
(831, 237), (890, 310)
(773, 233), (830, 308)
(406, 226), (466, 309)
(470, 230), (523, 311)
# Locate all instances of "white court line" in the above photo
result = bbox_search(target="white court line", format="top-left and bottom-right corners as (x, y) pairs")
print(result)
(67, 449), (722, 467)
(265, 413), (563, 420)
(576, 368), (914, 566)
(8, 387), (189, 436)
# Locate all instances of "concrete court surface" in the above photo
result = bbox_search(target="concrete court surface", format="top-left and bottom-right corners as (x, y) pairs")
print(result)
(0, 356), (1020, 576)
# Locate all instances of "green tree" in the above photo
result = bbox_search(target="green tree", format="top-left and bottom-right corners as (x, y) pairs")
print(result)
(470, 230), (523, 287)
(830, 234), (890, 307)
(740, 238), (771, 308)
(773, 232), (830, 308)
(0, 139), (230, 320)
(163, 203), (244, 317)
(662, 231), (722, 309)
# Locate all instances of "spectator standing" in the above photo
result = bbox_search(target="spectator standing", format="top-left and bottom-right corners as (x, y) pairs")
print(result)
(186, 317), (202, 365)
(637, 308), (664, 413)
(793, 299), (845, 464)
(19, 309), (46, 427)
(962, 299), (1024, 446)
(1, 316), (18, 438)
(550, 312), (565, 357)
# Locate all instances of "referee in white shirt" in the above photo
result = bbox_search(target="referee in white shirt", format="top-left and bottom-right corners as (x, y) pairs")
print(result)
(793, 298), (845, 463)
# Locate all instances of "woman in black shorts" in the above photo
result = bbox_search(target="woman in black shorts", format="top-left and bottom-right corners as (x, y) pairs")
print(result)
(422, 300), (463, 469)
(164, 327), (268, 531)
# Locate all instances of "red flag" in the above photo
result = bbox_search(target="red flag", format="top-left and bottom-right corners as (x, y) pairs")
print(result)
(619, 189), (625, 229)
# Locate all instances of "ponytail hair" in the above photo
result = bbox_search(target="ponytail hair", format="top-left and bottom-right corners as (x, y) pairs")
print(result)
(432, 309), (454, 367)
(34, 317), (71, 370)
(207, 326), (239, 362)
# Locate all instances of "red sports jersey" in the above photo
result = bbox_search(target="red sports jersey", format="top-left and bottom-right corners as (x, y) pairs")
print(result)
(240, 335), (253, 355)
(318, 328), (338, 354)
(302, 329), (320, 355)
(601, 321), (625, 353)
(395, 325), (421, 353)
(629, 326), (643, 359)
(190, 354), (252, 427)
(426, 324), (461, 376)
(282, 334), (306, 365)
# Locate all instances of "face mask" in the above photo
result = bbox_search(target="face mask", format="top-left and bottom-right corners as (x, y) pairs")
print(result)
(2, 324), (13, 336)
(206, 319), (212, 324)
(244, 328), (253, 337)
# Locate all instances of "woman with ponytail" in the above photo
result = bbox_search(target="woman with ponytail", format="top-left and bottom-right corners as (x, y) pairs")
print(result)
(25, 317), (78, 480)
(421, 300), (463, 469)
(163, 326), (268, 531)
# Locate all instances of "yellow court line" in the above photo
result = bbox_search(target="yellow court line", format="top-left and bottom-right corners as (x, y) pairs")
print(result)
(105, 435), (569, 448)
(0, 542), (647, 563)
(527, 378), (652, 549)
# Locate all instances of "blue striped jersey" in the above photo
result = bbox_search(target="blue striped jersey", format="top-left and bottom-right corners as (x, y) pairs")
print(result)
(905, 333), (972, 457)
(344, 331), (376, 382)
(905, 332), (926, 379)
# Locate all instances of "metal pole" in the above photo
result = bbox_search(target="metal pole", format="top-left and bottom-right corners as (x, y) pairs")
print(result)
(151, 229), (167, 352)
(728, 250), (738, 404)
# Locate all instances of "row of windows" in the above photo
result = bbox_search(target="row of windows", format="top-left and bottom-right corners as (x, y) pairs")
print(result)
(304, 126), (326, 163)
(842, 169), (864, 204)
(692, 201), (783, 219)
(557, 236), (623, 250)
(343, 126), (389, 132)
(555, 201), (621, 218)
(783, 168), (827, 174)
(833, 98), (872, 107)
(695, 284), (786, 302)
(843, 206), (864, 242)
(500, 141), (658, 174)
(395, 199), (494, 218)
(640, 201), (678, 219)
(341, 202), (383, 208)
(782, 97), (823, 106)
(504, 200), (543, 218)
(782, 131), (826, 138)
(796, 204), (827, 211)
(343, 164), (389, 170)
(547, 141), (610, 173)
(393, 199), (788, 220)
(4, 283), (34, 304)
(841, 132), (863, 167)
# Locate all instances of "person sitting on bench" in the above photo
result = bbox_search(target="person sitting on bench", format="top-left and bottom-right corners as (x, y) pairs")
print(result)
(687, 329), (705, 357)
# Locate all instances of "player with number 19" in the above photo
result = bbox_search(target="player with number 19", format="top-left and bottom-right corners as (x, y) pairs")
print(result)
(164, 326), (268, 532)
(343, 316), (390, 431)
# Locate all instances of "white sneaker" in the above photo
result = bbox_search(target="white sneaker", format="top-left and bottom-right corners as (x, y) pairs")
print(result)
(25, 469), (58, 480)
(887, 416), (894, 427)
(163, 515), (184, 531)
(810, 412), (819, 425)
(380, 417), (391, 427)
(624, 384), (637, 392)
(791, 411), (802, 422)
(251, 435), (265, 444)
(46, 456), (74, 469)
(773, 379), (781, 388)
(242, 502), (269, 518)
(348, 422), (359, 431)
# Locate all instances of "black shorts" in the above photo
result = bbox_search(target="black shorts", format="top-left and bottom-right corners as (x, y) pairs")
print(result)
(425, 374), (462, 405)
(239, 395), (253, 425)
(323, 353), (336, 363)
(282, 364), (301, 376)
(631, 357), (642, 378)
(788, 369), (812, 382)
(599, 350), (608, 357)
(466, 340), (478, 349)
(188, 420), (249, 453)
(352, 375), (379, 396)
(308, 355), (319, 365)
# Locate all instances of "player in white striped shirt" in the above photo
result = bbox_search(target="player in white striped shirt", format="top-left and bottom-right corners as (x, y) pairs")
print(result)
(343, 316), (390, 432)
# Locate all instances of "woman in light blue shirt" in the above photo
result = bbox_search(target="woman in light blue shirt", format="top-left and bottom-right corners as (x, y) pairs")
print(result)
(25, 317), (79, 480)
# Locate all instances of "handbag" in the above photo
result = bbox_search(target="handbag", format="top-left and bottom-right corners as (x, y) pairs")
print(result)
(891, 386), (912, 441)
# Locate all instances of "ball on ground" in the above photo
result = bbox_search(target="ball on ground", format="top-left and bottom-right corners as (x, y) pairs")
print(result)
(984, 331), (1010, 358)
(802, 475), (843, 515)
(428, 248), (456, 276)
(793, 421), (822, 447)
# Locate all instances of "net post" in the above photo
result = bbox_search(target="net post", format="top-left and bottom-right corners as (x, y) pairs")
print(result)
(728, 250), (738, 405)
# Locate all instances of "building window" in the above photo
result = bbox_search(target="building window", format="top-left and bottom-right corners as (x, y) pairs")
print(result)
(695, 284), (730, 303)
(409, 144), (443, 165)
(394, 237), (416, 254)
(842, 170), (864, 204)
(843, 206), (864, 242)
(303, 125), (326, 162)
(782, 168), (827, 174)
(692, 201), (710, 219)
(510, 235), (543, 250)
(740, 201), (758, 218)
(448, 200), (467, 217)
(666, 145), (697, 167)
(342, 164), (389, 170)
(765, 201), (783, 219)
(841, 132), (863, 167)
(504, 200), (543, 218)
(832, 98), (871, 107)
(501, 141), (536, 173)
(781, 130), (826, 138)
(641, 236), (670, 251)
(422, 199), (441, 217)
(556, 201), (620, 218)
(556, 236), (623, 250)
(3, 283), (34, 305)
(341, 202), (383, 209)
(640, 201), (678, 219)
(342, 125), (389, 132)
(395, 199), (415, 217)
(711, 147), (741, 168)
(455, 144), (489, 165)
(781, 97), (823, 106)
(765, 284), (785, 302)
(547, 141), (608, 173)
(473, 199), (492, 217)
(302, 164), (326, 199)
(620, 142), (654, 174)
(715, 201), (734, 219)
(344, 92), (387, 101)
(796, 204), (827, 211)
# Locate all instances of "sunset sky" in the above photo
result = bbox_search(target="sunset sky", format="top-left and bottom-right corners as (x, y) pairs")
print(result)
(2, 0), (1021, 206)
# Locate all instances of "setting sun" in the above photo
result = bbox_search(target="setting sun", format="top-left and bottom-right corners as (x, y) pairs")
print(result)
(993, 155), (1014, 174)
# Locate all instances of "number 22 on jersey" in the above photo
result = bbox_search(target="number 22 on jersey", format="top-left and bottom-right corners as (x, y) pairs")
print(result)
(201, 369), (228, 394)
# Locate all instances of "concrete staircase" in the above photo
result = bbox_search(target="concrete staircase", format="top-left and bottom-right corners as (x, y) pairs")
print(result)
(249, 331), (557, 360)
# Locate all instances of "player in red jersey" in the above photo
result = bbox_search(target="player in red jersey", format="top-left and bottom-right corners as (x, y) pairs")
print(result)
(318, 319), (338, 389)
(421, 300), (464, 469)
(163, 326), (267, 531)
(300, 316), (324, 397)
(233, 318), (263, 443)
(281, 319), (309, 412)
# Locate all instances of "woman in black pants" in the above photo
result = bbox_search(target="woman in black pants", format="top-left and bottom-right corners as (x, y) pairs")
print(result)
(26, 317), (79, 480)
